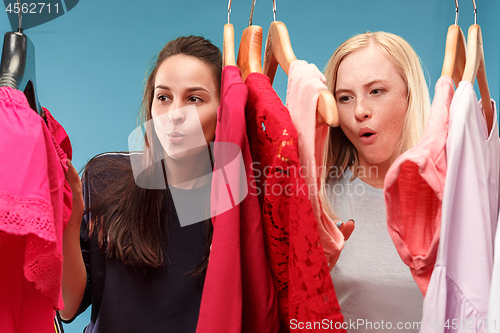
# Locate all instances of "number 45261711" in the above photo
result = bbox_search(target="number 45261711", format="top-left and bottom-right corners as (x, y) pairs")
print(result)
(5, 2), (59, 14)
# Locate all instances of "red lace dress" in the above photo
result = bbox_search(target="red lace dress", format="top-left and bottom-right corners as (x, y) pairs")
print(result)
(245, 73), (345, 332)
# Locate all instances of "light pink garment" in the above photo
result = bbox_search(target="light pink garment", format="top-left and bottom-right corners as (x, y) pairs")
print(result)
(384, 76), (454, 296)
(489, 213), (500, 333)
(420, 81), (499, 333)
(285, 60), (345, 268)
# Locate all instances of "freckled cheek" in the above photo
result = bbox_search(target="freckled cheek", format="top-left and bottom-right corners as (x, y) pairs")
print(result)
(381, 106), (407, 151)
(337, 106), (351, 124)
(395, 105), (408, 137)
(339, 119), (358, 144)
(393, 93), (409, 120)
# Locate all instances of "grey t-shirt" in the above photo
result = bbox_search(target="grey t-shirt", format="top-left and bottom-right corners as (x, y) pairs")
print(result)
(326, 169), (423, 333)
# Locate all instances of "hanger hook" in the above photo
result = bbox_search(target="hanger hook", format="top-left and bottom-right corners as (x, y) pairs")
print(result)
(227, 0), (232, 24)
(249, 0), (256, 26)
(471, 0), (477, 24)
(454, 0), (459, 25)
(273, 0), (276, 21)
(18, 0), (23, 32)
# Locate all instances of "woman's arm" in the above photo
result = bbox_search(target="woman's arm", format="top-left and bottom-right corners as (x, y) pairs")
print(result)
(59, 160), (87, 321)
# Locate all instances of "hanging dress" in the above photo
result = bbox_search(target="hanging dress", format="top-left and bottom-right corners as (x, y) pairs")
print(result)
(384, 75), (455, 296)
(245, 72), (345, 332)
(420, 82), (499, 333)
(196, 65), (279, 333)
(0, 86), (72, 333)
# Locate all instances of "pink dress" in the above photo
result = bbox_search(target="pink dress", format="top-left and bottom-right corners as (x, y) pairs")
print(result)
(285, 60), (345, 268)
(0, 86), (72, 333)
(384, 76), (454, 296)
(196, 66), (279, 333)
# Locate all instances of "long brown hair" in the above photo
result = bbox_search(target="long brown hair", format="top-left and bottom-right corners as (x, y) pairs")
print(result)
(84, 36), (222, 275)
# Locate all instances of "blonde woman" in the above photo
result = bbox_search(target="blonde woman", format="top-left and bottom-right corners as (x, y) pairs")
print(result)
(322, 32), (431, 332)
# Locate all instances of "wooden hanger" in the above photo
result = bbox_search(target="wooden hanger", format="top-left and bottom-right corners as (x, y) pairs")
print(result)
(442, 0), (466, 87)
(441, 25), (466, 88)
(263, 21), (295, 85)
(462, 20), (493, 133)
(237, 26), (263, 80)
(263, 21), (339, 127)
(223, 24), (235, 67)
(223, 0), (235, 67)
(236, 0), (263, 80)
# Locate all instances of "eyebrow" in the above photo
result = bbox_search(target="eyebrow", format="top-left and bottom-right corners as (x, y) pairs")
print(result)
(155, 85), (210, 93)
(335, 79), (389, 95)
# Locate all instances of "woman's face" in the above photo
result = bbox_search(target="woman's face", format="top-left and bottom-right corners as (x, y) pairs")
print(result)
(335, 45), (408, 169)
(151, 54), (219, 160)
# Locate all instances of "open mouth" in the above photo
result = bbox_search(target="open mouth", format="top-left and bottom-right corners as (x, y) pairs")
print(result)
(358, 128), (377, 144)
(358, 127), (376, 138)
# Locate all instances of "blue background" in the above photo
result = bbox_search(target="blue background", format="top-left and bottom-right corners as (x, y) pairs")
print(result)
(1, 1), (499, 332)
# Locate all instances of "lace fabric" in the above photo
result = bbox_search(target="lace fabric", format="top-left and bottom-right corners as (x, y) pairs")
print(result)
(0, 192), (62, 307)
(0, 232), (57, 333)
(245, 73), (345, 332)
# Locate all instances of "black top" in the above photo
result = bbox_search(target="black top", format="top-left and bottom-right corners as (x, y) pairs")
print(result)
(64, 152), (207, 333)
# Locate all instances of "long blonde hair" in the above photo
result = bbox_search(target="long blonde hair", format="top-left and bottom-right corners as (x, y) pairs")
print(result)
(323, 31), (430, 182)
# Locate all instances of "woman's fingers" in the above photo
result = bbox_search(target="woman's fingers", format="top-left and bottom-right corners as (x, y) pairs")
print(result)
(65, 160), (84, 207)
(337, 219), (355, 241)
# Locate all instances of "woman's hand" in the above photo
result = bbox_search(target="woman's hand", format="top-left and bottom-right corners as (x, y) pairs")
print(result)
(66, 160), (84, 214)
(59, 159), (87, 321)
(337, 219), (355, 241)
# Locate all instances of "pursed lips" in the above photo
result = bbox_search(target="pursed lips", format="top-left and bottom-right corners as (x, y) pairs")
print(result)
(167, 131), (185, 137)
(167, 130), (185, 143)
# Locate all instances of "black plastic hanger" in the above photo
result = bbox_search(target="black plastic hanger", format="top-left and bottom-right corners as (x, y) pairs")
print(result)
(0, 0), (43, 117)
